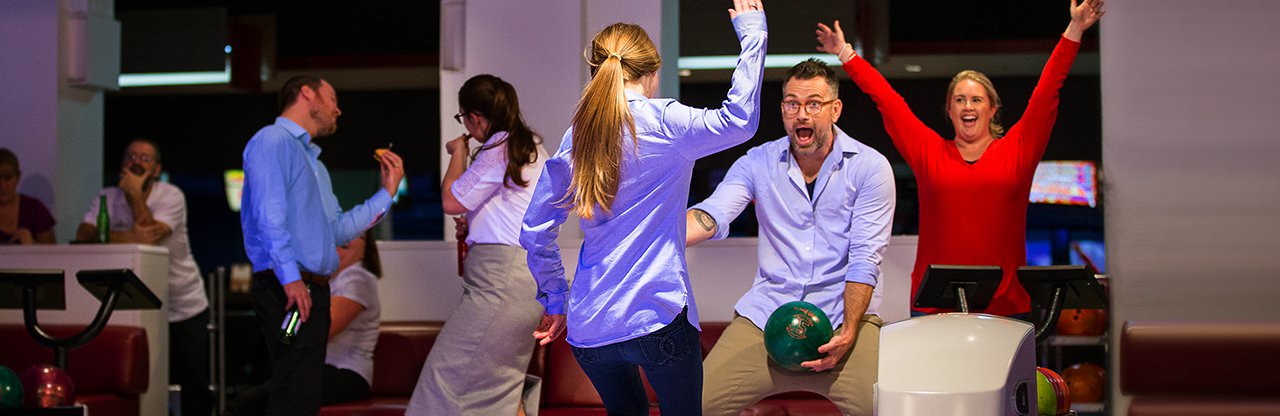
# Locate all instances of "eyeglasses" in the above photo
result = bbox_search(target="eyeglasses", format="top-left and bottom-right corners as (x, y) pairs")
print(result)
(126, 153), (155, 163)
(453, 112), (466, 124)
(781, 99), (837, 116)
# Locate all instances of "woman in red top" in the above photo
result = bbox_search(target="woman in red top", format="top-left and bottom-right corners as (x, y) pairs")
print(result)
(816, 0), (1105, 317)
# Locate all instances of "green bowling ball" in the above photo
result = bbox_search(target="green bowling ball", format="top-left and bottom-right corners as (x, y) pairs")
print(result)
(0, 365), (21, 408)
(764, 301), (834, 371)
(1036, 368), (1058, 416)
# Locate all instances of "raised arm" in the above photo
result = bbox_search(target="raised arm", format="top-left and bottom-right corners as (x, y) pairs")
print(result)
(1064, 0), (1105, 42)
(816, 20), (939, 167)
(667, 2), (769, 160)
(440, 134), (471, 215)
(332, 151), (401, 245)
(1012, 0), (1102, 166)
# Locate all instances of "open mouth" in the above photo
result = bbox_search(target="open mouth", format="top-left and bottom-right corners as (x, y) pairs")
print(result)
(794, 127), (815, 146)
(961, 114), (978, 127)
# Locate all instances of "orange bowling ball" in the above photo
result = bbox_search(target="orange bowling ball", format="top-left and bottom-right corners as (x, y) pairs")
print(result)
(1061, 362), (1106, 403)
(1055, 308), (1106, 336)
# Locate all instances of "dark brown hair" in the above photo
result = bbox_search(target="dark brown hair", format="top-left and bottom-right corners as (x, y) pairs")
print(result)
(0, 148), (19, 174)
(361, 229), (382, 279)
(278, 75), (325, 113)
(782, 58), (839, 97)
(458, 74), (541, 188)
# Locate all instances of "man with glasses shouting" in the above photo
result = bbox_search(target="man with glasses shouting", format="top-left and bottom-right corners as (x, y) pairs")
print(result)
(76, 138), (213, 416)
(686, 59), (895, 415)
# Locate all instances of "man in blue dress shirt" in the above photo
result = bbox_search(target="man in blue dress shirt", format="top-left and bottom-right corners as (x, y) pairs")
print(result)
(687, 59), (895, 416)
(237, 75), (404, 416)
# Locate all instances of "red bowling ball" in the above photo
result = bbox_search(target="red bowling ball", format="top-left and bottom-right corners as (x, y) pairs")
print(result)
(1055, 308), (1106, 336)
(20, 365), (75, 408)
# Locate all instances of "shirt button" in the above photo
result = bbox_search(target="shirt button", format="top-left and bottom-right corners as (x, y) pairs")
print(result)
(805, 247), (812, 251)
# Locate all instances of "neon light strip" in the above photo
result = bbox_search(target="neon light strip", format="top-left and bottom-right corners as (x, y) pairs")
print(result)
(678, 54), (839, 70)
(118, 70), (230, 87)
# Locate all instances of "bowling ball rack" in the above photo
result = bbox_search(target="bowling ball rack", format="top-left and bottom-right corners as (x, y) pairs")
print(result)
(1018, 265), (1108, 343)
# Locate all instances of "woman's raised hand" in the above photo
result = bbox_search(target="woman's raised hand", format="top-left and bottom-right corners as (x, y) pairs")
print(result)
(815, 20), (848, 57)
(729, 0), (764, 20)
(1066, 0), (1105, 41)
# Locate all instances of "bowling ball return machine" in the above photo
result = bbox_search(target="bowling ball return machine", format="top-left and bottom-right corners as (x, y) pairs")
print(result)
(876, 265), (1106, 416)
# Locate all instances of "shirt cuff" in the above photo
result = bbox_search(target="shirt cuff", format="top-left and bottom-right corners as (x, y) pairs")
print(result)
(539, 292), (566, 316)
(690, 203), (732, 241)
(369, 188), (395, 224)
(731, 9), (767, 37)
(275, 262), (302, 286)
(844, 265), (878, 287)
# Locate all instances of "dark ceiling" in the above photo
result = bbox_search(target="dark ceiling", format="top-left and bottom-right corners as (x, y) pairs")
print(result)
(117, 0), (1090, 74)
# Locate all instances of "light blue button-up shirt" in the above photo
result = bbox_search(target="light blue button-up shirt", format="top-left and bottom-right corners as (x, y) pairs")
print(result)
(241, 117), (392, 286)
(521, 11), (767, 348)
(690, 128), (895, 329)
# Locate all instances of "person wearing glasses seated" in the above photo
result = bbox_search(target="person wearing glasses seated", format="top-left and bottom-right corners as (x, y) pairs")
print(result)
(687, 59), (895, 416)
(75, 138), (212, 416)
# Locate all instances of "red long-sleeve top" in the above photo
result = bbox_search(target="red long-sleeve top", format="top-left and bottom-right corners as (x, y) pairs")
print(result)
(843, 36), (1081, 316)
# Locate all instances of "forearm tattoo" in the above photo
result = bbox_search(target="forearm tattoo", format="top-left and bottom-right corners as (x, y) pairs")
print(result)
(693, 209), (716, 232)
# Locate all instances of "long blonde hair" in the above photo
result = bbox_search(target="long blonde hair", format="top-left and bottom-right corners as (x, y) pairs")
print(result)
(563, 23), (661, 220)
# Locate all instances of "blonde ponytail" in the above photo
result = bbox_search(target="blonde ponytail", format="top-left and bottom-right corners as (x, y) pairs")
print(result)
(562, 23), (661, 220)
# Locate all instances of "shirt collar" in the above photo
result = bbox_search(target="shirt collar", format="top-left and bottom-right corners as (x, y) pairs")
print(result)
(275, 117), (311, 144)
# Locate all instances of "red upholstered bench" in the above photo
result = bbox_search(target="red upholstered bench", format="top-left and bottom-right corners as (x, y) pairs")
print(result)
(1121, 321), (1280, 416)
(0, 324), (148, 416)
(319, 321), (443, 416)
(318, 321), (835, 416)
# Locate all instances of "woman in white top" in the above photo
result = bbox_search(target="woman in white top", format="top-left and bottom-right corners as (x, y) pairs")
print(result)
(406, 74), (547, 416)
(325, 229), (382, 403)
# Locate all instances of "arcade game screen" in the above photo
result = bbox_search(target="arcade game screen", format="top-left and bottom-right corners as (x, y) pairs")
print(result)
(1030, 161), (1097, 207)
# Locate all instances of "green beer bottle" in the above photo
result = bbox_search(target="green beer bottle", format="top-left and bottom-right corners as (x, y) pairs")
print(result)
(96, 194), (110, 243)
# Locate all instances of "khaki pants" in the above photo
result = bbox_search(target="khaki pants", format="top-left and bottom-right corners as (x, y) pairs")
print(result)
(703, 314), (883, 416)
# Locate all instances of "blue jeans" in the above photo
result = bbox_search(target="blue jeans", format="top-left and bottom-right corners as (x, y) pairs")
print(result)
(571, 309), (702, 416)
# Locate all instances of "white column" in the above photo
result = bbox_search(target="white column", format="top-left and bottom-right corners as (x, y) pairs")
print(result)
(1101, 0), (1280, 409)
(438, 0), (673, 241)
(0, 0), (113, 242)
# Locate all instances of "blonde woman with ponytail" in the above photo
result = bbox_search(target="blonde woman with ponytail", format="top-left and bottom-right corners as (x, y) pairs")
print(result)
(520, 0), (767, 413)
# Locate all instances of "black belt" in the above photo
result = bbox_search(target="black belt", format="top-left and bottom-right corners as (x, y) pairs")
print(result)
(254, 269), (331, 286)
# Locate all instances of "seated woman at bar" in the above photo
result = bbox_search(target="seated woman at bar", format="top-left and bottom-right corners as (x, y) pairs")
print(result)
(0, 148), (56, 245)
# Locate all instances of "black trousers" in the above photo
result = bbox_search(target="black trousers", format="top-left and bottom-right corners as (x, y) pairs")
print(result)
(226, 365), (370, 416)
(171, 309), (212, 416)
(244, 271), (330, 416)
